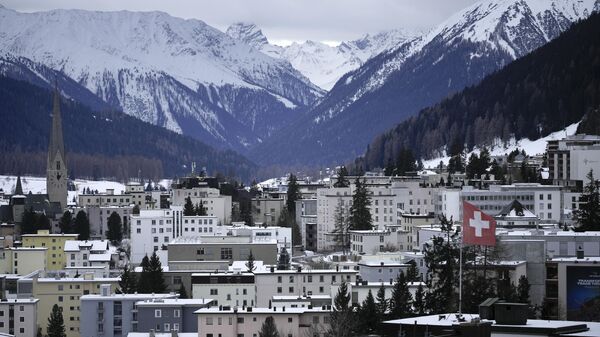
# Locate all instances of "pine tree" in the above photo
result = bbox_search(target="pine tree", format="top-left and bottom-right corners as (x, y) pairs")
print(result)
(332, 198), (349, 254)
(463, 274), (496, 313)
(117, 265), (137, 294)
(333, 166), (350, 188)
(405, 260), (420, 282)
(47, 304), (66, 337)
(291, 221), (302, 246)
(246, 250), (256, 272)
(357, 290), (378, 334)
(517, 275), (531, 304)
(137, 255), (152, 293)
(195, 200), (207, 216)
(329, 281), (355, 337)
(286, 174), (301, 217)
(349, 178), (372, 230)
(106, 212), (123, 245)
(21, 206), (38, 235)
(258, 316), (280, 337)
(149, 251), (167, 293)
(59, 211), (73, 234)
(38, 213), (51, 230)
(74, 210), (90, 240)
(413, 283), (426, 315)
(277, 247), (290, 270)
(375, 285), (388, 334)
(183, 197), (195, 216)
(389, 272), (413, 319)
(178, 283), (188, 299)
(132, 204), (140, 215)
(573, 169), (600, 231)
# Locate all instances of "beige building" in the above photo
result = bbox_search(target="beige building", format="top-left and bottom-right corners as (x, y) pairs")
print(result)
(196, 306), (331, 337)
(168, 236), (278, 265)
(31, 274), (119, 337)
(21, 230), (78, 270)
(251, 197), (285, 226)
(0, 247), (46, 275)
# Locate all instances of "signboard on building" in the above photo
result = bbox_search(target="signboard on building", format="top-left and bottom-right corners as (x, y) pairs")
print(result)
(566, 266), (600, 320)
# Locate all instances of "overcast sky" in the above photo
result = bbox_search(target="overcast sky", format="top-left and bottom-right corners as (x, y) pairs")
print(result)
(3, 0), (478, 45)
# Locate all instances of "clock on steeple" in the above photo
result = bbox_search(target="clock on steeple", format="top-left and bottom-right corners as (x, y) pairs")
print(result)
(47, 84), (68, 210)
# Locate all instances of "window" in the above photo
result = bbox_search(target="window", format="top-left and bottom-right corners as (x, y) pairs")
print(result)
(19, 317), (24, 322)
(210, 289), (218, 295)
(58, 296), (63, 302)
(164, 323), (170, 331)
(173, 323), (179, 331)
(288, 317), (293, 322)
(289, 287), (294, 293)
(137, 228), (141, 234)
(277, 287), (282, 294)
(155, 309), (162, 318)
(220, 248), (233, 260)
(237, 317), (244, 323)
(313, 316), (320, 324)
(174, 309), (181, 318)
(289, 276), (294, 282)
(277, 276), (282, 283)
(206, 317), (213, 325)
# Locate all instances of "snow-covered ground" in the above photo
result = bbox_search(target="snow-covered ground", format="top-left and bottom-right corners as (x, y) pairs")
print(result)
(423, 122), (580, 168)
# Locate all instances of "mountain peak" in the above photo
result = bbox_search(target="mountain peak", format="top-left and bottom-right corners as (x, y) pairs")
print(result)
(226, 22), (270, 48)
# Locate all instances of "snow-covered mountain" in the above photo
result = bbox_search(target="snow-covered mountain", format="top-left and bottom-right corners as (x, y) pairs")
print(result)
(226, 22), (419, 90)
(251, 0), (600, 166)
(0, 6), (323, 151)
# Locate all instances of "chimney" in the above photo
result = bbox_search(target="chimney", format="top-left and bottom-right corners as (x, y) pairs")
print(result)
(577, 245), (584, 259)
(270, 266), (275, 273)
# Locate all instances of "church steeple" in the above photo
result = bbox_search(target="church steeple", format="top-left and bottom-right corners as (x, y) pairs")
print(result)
(47, 82), (68, 210)
(14, 174), (23, 195)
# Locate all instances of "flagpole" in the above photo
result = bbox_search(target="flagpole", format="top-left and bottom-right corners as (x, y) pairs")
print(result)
(459, 224), (463, 315)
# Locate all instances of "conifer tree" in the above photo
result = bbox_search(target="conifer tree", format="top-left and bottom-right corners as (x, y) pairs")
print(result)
(405, 260), (420, 282)
(246, 250), (256, 272)
(332, 198), (349, 253)
(413, 283), (426, 315)
(178, 283), (188, 299)
(329, 281), (355, 337)
(106, 212), (123, 245)
(333, 166), (350, 188)
(277, 247), (290, 270)
(117, 265), (137, 294)
(137, 255), (152, 293)
(149, 251), (167, 293)
(195, 200), (207, 216)
(286, 174), (301, 216)
(183, 196), (195, 216)
(375, 285), (388, 334)
(59, 211), (73, 234)
(21, 206), (37, 235)
(389, 272), (413, 319)
(74, 210), (90, 240)
(358, 290), (378, 334)
(38, 213), (51, 230)
(574, 169), (600, 231)
(349, 178), (372, 230)
(47, 304), (66, 337)
(517, 275), (531, 304)
(259, 316), (279, 337)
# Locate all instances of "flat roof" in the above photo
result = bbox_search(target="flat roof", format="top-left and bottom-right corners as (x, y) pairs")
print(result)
(81, 293), (176, 301)
(254, 269), (357, 275)
(194, 306), (330, 315)
(135, 298), (214, 306)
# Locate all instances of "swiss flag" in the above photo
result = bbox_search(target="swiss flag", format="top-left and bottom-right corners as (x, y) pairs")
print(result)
(462, 201), (496, 246)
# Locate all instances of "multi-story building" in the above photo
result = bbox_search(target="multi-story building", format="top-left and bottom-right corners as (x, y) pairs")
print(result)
(296, 199), (317, 251)
(398, 213), (435, 251)
(64, 240), (120, 269)
(195, 306), (331, 337)
(349, 230), (398, 255)
(547, 134), (600, 189)
(251, 197), (285, 226)
(80, 285), (178, 337)
(136, 298), (214, 333)
(167, 235), (278, 265)
(76, 205), (133, 239)
(356, 261), (409, 283)
(171, 177), (232, 225)
(191, 272), (255, 307)
(253, 267), (358, 307)
(0, 298), (38, 337)
(0, 247), (46, 275)
(21, 230), (78, 270)
(26, 274), (119, 337)
(390, 181), (435, 215)
(78, 189), (133, 208)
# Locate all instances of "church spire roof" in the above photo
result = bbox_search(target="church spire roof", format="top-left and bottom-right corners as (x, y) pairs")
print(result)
(48, 81), (65, 164)
(14, 174), (23, 195)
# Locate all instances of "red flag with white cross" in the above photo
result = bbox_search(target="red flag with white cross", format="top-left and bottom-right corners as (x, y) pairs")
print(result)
(462, 201), (496, 246)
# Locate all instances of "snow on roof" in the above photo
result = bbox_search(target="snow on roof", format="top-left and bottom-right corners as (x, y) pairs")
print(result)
(64, 240), (110, 252)
(135, 298), (213, 306)
(81, 293), (176, 300)
(194, 306), (330, 315)
(88, 253), (112, 262)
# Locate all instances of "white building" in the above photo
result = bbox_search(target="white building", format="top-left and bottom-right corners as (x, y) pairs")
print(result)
(171, 178), (232, 225)
(130, 209), (176, 263)
(64, 240), (120, 269)
(195, 306), (331, 337)
(0, 298), (38, 337)
(547, 134), (600, 188)
(191, 272), (256, 307)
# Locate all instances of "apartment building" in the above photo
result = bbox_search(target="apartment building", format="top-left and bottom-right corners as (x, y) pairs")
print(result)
(167, 236), (278, 265)
(75, 205), (133, 239)
(21, 230), (78, 270)
(295, 199), (317, 251)
(0, 298), (38, 337)
(251, 197), (285, 226)
(80, 285), (177, 337)
(195, 306), (331, 337)
(191, 272), (255, 307)
(171, 177), (232, 225)
(64, 240), (119, 269)
(136, 298), (214, 333)
(0, 247), (46, 275)
(29, 274), (119, 337)
(253, 267), (357, 307)
(547, 134), (600, 188)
